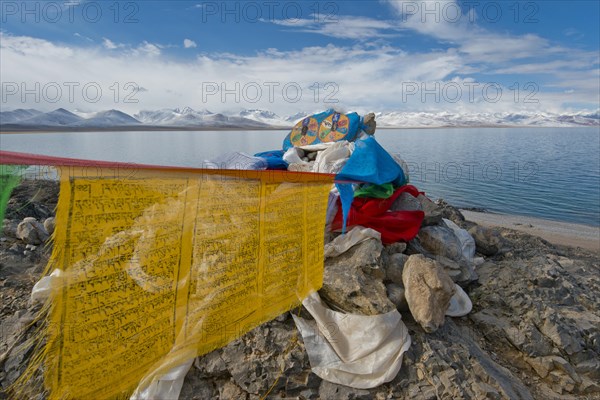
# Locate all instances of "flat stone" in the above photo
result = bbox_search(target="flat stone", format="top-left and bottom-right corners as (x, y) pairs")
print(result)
(539, 313), (583, 355)
(436, 255), (477, 285)
(220, 379), (247, 399)
(390, 192), (422, 212)
(468, 225), (506, 256)
(435, 199), (465, 225)
(318, 380), (371, 400)
(195, 352), (228, 377)
(525, 356), (555, 378)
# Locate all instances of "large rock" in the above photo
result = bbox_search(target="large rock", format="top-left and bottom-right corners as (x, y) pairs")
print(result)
(320, 238), (395, 315)
(383, 252), (408, 284)
(390, 192), (422, 212)
(417, 194), (443, 226)
(437, 255), (473, 284)
(435, 199), (465, 225)
(418, 225), (463, 261)
(417, 225), (477, 284)
(391, 193), (445, 228)
(405, 238), (431, 256)
(362, 112), (376, 135)
(219, 322), (311, 396)
(468, 225), (506, 256)
(402, 254), (456, 333)
(16, 217), (49, 245)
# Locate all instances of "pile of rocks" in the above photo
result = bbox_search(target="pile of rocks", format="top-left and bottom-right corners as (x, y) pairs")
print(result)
(183, 198), (599, 399)
(1, 180), (599, 400)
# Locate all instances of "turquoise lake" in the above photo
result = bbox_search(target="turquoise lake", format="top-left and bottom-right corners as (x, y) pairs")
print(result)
(1, 127), (599, 226)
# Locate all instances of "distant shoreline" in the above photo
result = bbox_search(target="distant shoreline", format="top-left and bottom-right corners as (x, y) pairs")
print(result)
(2, 124), (599, 134)
(378, 125), (599, 129)
(0, 126), (289, 134)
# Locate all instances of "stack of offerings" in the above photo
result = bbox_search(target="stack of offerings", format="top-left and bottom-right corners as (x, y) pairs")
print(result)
(252, 109), (475, 389)
(207, 113), (480, 391)
(255, 109), (426, 244)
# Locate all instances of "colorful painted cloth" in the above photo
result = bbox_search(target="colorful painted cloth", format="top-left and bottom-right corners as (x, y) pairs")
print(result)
(283, 109), (361, 150)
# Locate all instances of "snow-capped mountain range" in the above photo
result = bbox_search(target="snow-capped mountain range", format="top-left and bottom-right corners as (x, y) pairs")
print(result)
(1, 107), (598, 130)
(374, 110), (600, 128)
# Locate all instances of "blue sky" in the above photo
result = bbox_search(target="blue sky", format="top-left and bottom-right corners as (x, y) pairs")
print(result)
(1, 0), (599, 115)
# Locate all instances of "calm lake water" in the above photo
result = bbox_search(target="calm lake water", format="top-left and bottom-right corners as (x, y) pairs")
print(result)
(1, 127), (599, 226)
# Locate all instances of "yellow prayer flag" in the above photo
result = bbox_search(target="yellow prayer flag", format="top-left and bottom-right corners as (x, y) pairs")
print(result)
(17, 166), (333, 399)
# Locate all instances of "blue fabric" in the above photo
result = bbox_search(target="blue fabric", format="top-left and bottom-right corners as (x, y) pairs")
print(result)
(254, 150), (288, 170)
(345, 112), (361, 140)
(335, 183), (355, 234)
(336, 137), (405, 186)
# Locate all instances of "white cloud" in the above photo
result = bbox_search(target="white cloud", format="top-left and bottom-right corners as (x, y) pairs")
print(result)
(386, 0), (563, 63)
(563, 28), (584, 40)
(271, 16), (401, 40)
(183, 39), (197, 48)
(382, 0), (600, 96)
(135, 41), (161, 56)
(102, 38), (122, 50)
(101, 37), (160, 56)
(492, 58), (600, 75)
(74, 33), (93, 42)
(0, 33), (597, 115)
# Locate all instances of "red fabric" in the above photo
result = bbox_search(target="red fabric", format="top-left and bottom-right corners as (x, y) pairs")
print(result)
(331, 185), (425, 244)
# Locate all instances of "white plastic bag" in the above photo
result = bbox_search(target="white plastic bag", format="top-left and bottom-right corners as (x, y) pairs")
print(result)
(285, 141), (354, 174)
(313, 141), (354, 174)
(443, 218), (476, 262)
(282, 147), (305, 165)
(203, 152), (267, 170)
(324, 226), (381, 258)
(445, 284), (473, 317)
(130, 359), (194, 400)
(325, 190), (340, 231)
(293, 292), (411, 389)
(30, 269), (62, 304)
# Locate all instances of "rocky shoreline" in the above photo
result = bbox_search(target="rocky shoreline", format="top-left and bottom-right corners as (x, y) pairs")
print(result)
(1, 179), (599, 399)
